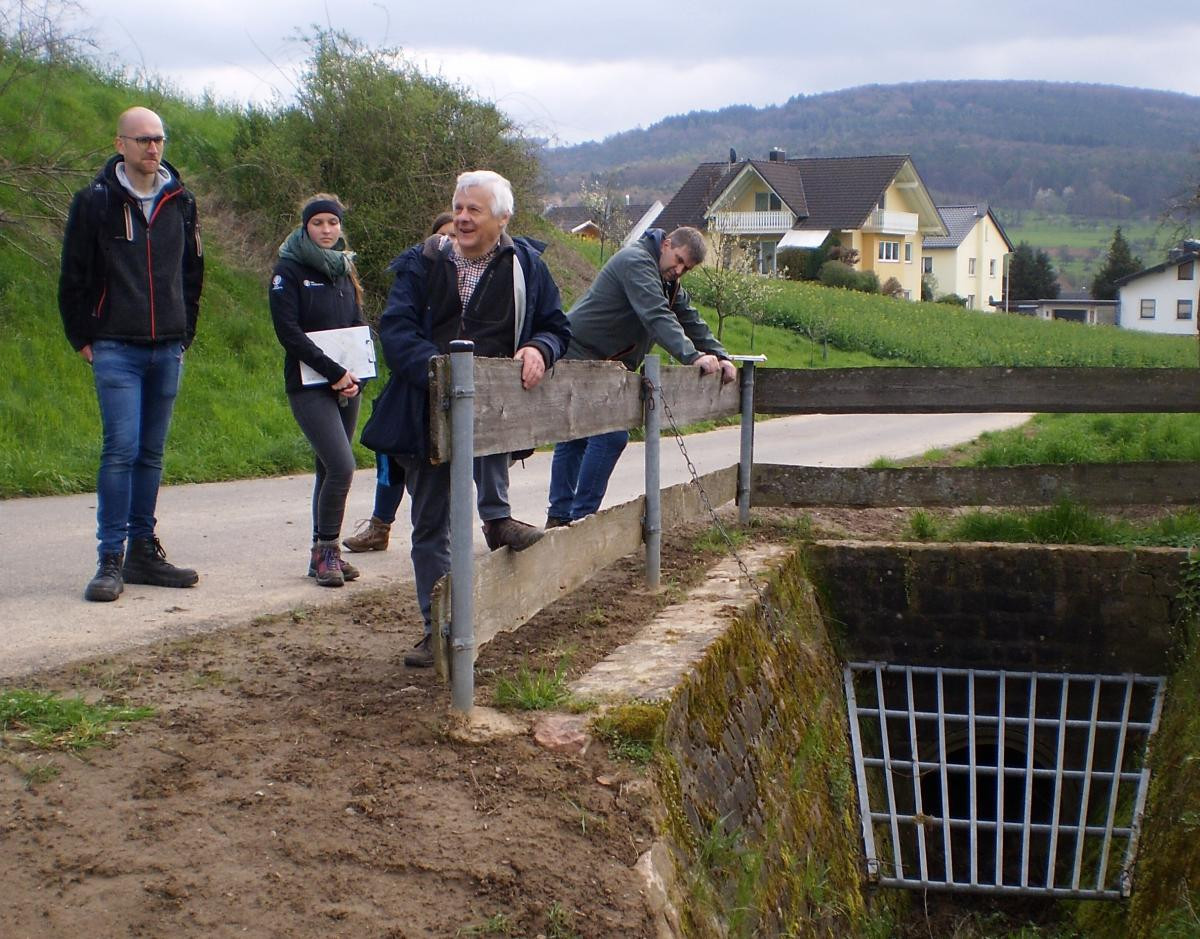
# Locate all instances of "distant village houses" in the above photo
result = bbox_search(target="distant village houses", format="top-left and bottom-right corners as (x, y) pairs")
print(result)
(1114, 241), (1200, 336)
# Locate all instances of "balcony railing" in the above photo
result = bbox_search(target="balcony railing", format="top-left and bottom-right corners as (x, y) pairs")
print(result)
(708, 210), (795, 234)
(863, 209), (919, 234)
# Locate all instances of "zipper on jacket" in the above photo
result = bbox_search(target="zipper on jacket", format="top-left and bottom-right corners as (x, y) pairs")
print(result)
(143, 188), (183, 341)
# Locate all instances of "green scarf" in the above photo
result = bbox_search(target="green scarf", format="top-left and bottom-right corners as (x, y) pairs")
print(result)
(278, 226), (355, 280)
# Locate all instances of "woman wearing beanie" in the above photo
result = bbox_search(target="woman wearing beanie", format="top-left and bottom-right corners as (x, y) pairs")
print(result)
(269, 193), (367, 587)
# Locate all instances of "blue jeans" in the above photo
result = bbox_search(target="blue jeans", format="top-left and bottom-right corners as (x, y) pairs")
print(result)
(91, 339), (184, 556)
(547, 430), (629, 522)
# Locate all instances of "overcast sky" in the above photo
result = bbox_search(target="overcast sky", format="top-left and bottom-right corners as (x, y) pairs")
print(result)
(68, 1), (1200, 146)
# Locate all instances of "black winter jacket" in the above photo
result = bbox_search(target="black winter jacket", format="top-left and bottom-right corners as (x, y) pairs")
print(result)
(58, 155), (203, 350)
(268, 257), (367, 393)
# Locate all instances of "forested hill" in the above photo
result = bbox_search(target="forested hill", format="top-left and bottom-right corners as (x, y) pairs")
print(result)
(542, 80), (1200, 217)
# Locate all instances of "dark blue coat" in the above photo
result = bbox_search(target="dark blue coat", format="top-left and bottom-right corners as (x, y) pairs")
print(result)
(363, 233), (570, 460)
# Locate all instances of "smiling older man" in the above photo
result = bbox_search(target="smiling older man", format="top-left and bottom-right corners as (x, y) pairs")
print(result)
(369, 170), (571, 667)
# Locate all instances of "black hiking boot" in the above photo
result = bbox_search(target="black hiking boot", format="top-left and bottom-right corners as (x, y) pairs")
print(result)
(122, 536), (198, 588)
(84, 552), (124, 602)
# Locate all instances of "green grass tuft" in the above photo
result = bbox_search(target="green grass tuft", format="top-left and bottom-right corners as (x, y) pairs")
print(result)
(493, 664), (572, 711)
(0, 688), (155, 750)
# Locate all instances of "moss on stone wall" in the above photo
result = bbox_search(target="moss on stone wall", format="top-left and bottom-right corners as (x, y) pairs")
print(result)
(1079, 556), (1200, 938)
(657, 551), (903, 936)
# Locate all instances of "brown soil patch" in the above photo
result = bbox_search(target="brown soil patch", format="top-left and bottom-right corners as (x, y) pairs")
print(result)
(1, 521), (754, 939)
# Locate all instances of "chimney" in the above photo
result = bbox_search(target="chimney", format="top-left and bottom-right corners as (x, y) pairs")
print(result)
(768, 147), (786, 162)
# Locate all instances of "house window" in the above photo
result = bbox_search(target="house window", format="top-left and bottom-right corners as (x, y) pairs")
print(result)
(989, 259), (997, 277)
(758, 241), (777, 275)
(968, 258), (976, 275)
(922, 256), (933, 274)
(878, 241), (900, 261)
(1180, 261), (1195, 280)
(968, 294), (976, 309)
(754, 191), (782, 212)
(904, 242), (912, 263)
(1178, 300), (1194, 320)
(1140, 299), (1156, 319)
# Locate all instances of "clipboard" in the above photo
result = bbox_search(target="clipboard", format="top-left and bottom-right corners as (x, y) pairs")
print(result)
(300, 325), (377, 386)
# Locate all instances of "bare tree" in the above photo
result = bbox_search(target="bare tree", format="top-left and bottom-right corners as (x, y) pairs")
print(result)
(693, 224), (779, 343)
(578, 174), (631, 264)
(0, 0), (96, 257)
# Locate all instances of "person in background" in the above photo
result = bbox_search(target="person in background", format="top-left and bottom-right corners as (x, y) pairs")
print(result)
(546, 226), (734, 527)
(58, 105), (204, 602)
(269, 193), (367, 587)
(372, 171), (570, 667)
(343, 212), (455, 554)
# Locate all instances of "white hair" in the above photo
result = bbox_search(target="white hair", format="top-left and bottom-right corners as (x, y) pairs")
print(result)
(454, 170), (514, 219)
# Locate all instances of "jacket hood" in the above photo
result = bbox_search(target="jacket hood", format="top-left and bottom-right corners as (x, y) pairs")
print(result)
(640, 228), (666, 261)
(98, 153), (183, 191)
(416, 230), (546, 265)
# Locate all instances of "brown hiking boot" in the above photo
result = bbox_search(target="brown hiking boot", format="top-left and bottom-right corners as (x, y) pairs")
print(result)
(481, 516), (545, 552)
(404, 634), (434, 668)
(343, 516), (391, 553)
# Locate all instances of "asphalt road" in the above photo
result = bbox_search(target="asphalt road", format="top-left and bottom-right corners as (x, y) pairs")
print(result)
(0, 411), (1030, 679)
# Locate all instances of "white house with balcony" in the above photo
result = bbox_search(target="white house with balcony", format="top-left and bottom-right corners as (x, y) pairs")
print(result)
(654, 151), (946, 298)
(1114, 243), (1200, 335)
(924, 204), (1014, 310)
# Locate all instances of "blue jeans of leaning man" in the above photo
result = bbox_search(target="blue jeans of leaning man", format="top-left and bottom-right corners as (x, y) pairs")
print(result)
(91, 339), (184, 557)
(547, 429), (630, 522)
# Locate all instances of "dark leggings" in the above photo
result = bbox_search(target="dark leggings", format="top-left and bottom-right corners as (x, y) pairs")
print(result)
(288, 389), (361, 542)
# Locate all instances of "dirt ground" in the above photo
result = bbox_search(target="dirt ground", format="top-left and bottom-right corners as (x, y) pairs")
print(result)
(4, 516), (817, 939)
(7, 505), (1157, 938)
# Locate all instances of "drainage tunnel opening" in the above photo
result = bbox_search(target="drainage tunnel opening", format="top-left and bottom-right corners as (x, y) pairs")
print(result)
(844, 663), (1165, 899)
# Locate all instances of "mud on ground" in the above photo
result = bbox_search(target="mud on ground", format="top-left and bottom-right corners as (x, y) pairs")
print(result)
(4, 517), (802, 939)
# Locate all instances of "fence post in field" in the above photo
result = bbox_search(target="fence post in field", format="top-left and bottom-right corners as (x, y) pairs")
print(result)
(448, 340), (476, 713)
(734, 355), (766, 524)
(643, 354), (662, 589)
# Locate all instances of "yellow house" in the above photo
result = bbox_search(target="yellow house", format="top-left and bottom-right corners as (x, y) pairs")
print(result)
(653, 150), (946, 299)
(924, 204), (1014, 310)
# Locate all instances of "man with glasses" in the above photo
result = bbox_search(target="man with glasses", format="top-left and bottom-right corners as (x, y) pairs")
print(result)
(59, 106), (204, 601)
(545, 226), (735, 527)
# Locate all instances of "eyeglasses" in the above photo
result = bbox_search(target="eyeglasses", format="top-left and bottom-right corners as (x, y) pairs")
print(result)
(119, 134), (167, 147)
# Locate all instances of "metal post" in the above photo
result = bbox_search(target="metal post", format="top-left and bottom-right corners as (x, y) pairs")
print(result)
(731, 355), (765, 525)
(448, 340), (476, 713)
(643, 355), (661, 589)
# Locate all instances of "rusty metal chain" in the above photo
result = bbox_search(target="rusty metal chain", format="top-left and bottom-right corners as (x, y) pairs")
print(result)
(648, 376), (783, 630)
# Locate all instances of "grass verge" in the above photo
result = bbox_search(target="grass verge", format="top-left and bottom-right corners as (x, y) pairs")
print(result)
(0, 688), (154, 750)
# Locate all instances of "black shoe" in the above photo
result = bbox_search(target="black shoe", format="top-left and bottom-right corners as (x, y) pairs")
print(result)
(404, 635), (434, 668)
(84, 552), (124, 602)
(545, 515), (570, 530)
(123, 536), (198, 588)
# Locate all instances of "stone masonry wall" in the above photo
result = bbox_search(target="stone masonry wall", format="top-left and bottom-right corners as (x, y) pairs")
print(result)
(806, 542), (1189, 675)
(658, 551), (898, 937)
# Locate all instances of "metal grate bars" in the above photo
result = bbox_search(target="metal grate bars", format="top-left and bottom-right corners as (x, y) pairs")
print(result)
(843, 663), (1164, 899)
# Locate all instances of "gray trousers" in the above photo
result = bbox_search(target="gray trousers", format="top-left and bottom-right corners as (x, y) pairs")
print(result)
(400, 452), (510, 634)
(288, 389), (361, 542)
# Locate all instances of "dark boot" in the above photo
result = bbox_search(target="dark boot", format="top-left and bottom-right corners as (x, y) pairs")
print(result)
(343, 516), (391, 552)
(545, 515), (570, 530)
(403, 634), (434, 668)
(309, 541), (344, 587)
(122, 537), (198, 588)
(84, 552), (124, 602)
(308, 543), (358, 582)
(481, 517), (544, 552)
